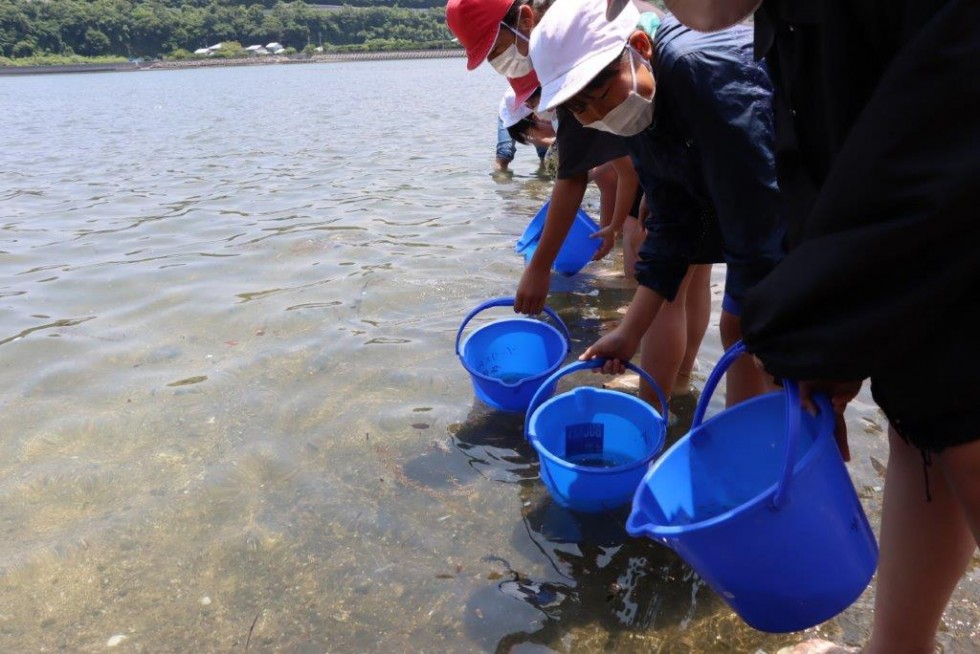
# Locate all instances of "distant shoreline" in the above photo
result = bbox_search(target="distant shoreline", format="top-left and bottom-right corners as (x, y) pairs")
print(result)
(0, 50), (465, 76)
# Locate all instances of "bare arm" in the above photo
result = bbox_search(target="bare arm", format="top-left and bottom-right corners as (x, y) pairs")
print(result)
(515, 174), (589, 315)
(590, 155), (640, 261)
(609, 155), (639, 235)
(580, 285), (667, 374)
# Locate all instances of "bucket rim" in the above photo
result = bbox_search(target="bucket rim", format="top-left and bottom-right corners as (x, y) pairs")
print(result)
(515, 201), (549, 253)
(627, 391), (835, 538)
(515, 202), (598, 254)
(457, 319), (570, 388)
(528, 387), (667, 476)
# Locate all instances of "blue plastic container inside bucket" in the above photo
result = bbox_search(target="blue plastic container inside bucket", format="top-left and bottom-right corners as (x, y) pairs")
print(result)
(627, 341), (878, 633)
(515, 201), (601, 277)
(525, 359), (668, 513)
(456, 297), (570, 413)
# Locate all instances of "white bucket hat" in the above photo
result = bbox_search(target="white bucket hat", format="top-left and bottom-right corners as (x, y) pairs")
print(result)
(531, 0), (641, 111)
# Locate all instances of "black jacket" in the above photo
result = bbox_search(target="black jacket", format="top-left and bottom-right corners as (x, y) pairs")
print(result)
(742, 0), (980, 383)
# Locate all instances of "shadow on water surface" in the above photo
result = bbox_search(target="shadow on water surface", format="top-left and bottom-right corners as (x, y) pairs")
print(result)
(482, 500), (715, 653)
(462, 462), (722, 653)
(448, 404), (537, 484)
(446, 366), (734, 652)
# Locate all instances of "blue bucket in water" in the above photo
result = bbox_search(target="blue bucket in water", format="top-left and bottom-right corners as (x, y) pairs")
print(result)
(627, 342), (878, 633)
(525, 359), (668, 513)
(515, 201), (600, 276)
(456, 297), (570, 413)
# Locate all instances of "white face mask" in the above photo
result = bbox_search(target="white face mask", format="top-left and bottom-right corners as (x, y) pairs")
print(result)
(489, 24), (533, 78)
(585, 48), (654, 137)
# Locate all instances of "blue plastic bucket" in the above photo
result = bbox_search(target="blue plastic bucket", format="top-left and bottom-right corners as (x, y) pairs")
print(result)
(627, 342), (878, 633)
(525, 359), (668, 513)
(514, 201), (601, 277)
(456, 297), (570, 413)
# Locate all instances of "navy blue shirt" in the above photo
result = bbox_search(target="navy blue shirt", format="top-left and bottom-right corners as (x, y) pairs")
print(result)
(556, 106), (629, 179)
(629, 16), (783, 305)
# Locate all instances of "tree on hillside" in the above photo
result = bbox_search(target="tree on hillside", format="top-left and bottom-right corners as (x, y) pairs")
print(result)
(0, 0), (456, 60)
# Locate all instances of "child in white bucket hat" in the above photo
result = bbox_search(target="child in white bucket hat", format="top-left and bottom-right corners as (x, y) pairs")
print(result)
(498, 86), (556, 163)
(531, 0), (784, 408)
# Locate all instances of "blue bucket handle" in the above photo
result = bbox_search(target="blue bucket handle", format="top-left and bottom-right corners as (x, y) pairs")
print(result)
(524, 358), (670, 441)
(454, 296), (570, 359)
(691, 340), (801, 511)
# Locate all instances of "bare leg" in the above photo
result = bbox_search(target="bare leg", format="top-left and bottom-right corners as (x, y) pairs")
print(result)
(622, 216), (642, 282)
(938, 436), (980, 544)
(588, 162), (617, 230)
(638, 267), (694, 414)
(676, 263), (711, 392)
(864, 427), (977, 654)
(718, 309), (769, 407)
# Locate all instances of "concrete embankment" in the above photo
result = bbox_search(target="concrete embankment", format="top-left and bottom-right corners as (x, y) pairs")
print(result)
(0, 50), (465, 76)
(0, 62), (139, 75)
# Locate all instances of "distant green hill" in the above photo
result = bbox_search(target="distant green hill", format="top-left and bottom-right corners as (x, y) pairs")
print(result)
(0, 0), (457, 63)
(315, 1), (445, 7)
(189, 1), (446, 7)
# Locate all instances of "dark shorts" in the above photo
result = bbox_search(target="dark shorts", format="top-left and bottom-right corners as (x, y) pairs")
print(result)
(630, 188), (644, 219)
(871, 299), (979, 453)
(688, 211), (750, 316)
(722, 293), (742, 316)
(689, 204), (724, 265)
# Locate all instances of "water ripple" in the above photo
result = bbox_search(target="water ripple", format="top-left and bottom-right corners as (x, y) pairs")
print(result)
(0, 59), (952, 654)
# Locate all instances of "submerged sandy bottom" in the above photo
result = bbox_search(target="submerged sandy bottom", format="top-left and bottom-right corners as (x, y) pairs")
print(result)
(0, 59), (976, 652)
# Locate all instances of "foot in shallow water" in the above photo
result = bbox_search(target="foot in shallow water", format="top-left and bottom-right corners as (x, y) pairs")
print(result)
(673, 369), (694, 396)
(776, 639), (861, 654)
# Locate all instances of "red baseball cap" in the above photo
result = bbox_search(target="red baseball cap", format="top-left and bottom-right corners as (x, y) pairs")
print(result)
(509, 70), (540, 107)
(446, 0), (513, 70)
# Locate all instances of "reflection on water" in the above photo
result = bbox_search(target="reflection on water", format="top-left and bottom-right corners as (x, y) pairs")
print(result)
(452, 385), (799, 654)
(1, 60), (977, 652)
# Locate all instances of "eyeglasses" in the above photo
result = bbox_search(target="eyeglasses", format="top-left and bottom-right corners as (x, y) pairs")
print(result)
(562, 47), (628, 114)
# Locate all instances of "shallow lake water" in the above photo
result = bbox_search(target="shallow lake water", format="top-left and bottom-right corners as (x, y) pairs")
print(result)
(1, 59), (977, 652)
